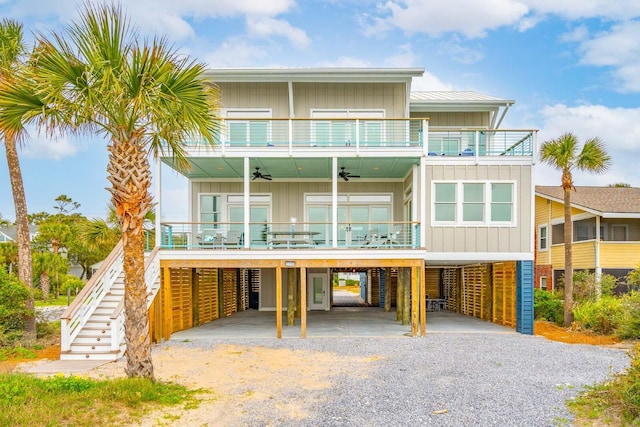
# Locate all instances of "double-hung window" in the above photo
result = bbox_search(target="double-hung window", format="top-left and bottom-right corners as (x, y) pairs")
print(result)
(538, 224), (548, 251)
(432, 181), (515, 225)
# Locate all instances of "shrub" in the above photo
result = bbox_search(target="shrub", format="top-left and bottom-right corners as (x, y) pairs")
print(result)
(534, 289), (564, 324)
(572, 296), (622, 334)
(616, 292), (640, 340)
(573, 271), (617, 303)
(0, 269), (32, 342)
(58, 275), (85, 296)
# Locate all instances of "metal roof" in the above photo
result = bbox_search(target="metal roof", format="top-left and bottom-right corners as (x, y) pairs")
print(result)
(411, 91), (515, 106)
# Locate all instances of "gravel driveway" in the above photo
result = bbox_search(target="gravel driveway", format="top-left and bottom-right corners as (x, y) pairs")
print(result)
(152, 333), (629, 426)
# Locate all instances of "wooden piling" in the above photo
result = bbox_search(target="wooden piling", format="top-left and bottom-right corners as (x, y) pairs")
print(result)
(300, 267), (307, 338)
(384, 267), (392, 312)
(402, 267), (410, 326)
(276, 265), (282, 338)
(287, 268), (295, 326)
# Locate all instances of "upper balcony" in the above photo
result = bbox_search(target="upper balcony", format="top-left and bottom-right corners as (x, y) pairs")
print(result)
(186, 118), (536, 158)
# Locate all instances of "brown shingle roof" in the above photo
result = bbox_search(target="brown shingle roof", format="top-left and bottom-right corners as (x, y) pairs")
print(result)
(535, 186), (640, 214)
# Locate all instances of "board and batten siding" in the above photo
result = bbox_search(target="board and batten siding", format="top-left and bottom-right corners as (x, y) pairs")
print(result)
(191, 181), (405, 224)
(218, 82), (289, 117)
(425, 164), (533, 254)
(293, 82), (406, 118)
(410, 112), (489, 127)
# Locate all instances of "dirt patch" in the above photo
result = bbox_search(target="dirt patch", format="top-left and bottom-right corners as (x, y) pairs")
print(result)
(85, 344), (373, 426)
(534, 320), (625, 346)
(0, 344), (61, 374)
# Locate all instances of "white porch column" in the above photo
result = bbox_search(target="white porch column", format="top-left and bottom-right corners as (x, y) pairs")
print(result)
(154, 156), (161, 248)
(332, 157), (338, 248)
(420, 155), (427, 249)
(244, 157), (251, 248)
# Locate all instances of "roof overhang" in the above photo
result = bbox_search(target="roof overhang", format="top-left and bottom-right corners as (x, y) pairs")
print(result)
(535, 192), (640, 219)
(204, 67), (425, 83)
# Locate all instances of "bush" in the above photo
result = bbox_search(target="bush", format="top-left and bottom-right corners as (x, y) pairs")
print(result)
(616, 292), (640, 340)
(573, 271), (617, 303)
(572, 296), (623, 334)
(58, 275), (85, 297)
(534, 289), (564, 324)
(0, 269), (32, 342)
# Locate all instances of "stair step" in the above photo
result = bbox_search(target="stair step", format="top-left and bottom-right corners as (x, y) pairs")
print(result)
(89, 314), (112, 322)
(69, 342), (113, 351)
(74, 336), (112, 344)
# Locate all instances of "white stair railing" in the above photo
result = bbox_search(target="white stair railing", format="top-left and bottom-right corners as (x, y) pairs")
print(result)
(60, 241), (124, 352)
(109, 246), (161, 353)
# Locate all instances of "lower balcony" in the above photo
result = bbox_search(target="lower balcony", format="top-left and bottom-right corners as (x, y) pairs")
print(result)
(160, 221), (420, 250)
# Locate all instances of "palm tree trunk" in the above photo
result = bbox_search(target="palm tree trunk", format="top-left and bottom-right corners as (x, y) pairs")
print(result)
(4, 135), (36, 340)
(108, 137), (154, 380)
(41, 272), (50, 300)
(562, 175), (574, 327)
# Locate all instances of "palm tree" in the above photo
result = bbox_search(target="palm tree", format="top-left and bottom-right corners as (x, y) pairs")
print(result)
(0, 19), (36, 341)
(539, 132), (611, 326)
(27, 3), (221, 379)
(33, 251), (68, 300)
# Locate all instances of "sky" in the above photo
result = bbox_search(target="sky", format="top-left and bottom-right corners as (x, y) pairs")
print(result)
(0, 0), (639, 222)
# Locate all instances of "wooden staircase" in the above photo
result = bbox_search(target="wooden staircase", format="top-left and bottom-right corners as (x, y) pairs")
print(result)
(60, 244), (160, 361)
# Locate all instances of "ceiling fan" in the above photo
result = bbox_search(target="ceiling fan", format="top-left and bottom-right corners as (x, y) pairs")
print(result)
(338, 167), (360, 182)
(252, 167), (272, 181)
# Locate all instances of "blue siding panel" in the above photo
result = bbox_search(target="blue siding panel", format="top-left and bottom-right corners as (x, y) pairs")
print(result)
(516, 260), (534, 335)
(379, 269), (386, 308)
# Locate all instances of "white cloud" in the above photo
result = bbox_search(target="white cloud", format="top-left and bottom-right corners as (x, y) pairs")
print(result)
(247, 16), (310, 49)
(372, 0), (530, 38)
(20, 132), (78, 160)
(535, 104), (640, 187)
(411, 72), (455, 91)
(577, 20), (640, 92)
(383, 43), (418, 67)
(560, 25), (588, 43)
(521, 0), (640, 20)
(203, 36), (270, 66)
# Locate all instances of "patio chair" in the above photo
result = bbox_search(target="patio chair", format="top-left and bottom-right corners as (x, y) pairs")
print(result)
(360, 229), (381, 247)
(224, 230), (243, 249)
(200, 230), (223, 248)
(384, 224), (403, 246)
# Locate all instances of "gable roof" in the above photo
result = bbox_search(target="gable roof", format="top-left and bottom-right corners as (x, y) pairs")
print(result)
(535, 186), (640, 218)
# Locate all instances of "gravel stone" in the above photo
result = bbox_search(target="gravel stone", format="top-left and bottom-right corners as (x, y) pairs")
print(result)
(160, 333), (630, 426)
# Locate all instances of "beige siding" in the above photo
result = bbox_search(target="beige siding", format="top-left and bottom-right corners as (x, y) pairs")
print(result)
(218, 82), (290, 117)
(191, 181), (405, 224)
(410, 111), (489, 127)
(425, 164), (532, 254)
(293, 83), (406, 118)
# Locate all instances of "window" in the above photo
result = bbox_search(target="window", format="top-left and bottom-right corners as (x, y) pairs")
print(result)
(491, 183), (513, 222)
(463, 183), (484, 222)
(540, 276), (548, 290)
(434, 183), (457, 222)
(225, 109), (271, 145)
(551, 223), (564, 245)
(612, 224), (629, 241)
(539, 225), (548, 251)
(432, 181), (514, 225)
(200, 195), (221, 230)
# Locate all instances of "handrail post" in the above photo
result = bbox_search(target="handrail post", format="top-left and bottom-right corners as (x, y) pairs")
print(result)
(61, 320), (71, 352)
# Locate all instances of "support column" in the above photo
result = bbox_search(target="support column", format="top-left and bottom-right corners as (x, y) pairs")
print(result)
(300, 267), (307, 338)
(516, 260), (534, 335)
(384, 267), (392, 312)
(420, 262), (426, 336)
(295, 268), (302, 318)
(411, 266), (418, 336)
(287, 268), (295, 326)
(402, 268), (410, 326)
(396, 268), (403, 322)
(276, 265), (283, 338)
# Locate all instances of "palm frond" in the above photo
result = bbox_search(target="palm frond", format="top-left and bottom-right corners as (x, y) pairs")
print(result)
(576, 136), (611, 173)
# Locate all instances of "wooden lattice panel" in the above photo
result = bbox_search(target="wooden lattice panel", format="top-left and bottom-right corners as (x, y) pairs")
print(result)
(443, 268), (458, 311)
(425, 268), (440, 299)
(170, 268), (193, 332)
(461, 265), (489, 320)
(371, 269), (380, 306)
(197, 268), (219, 324)
(492, 262), (516, 327)
(222, 269), (238, 317)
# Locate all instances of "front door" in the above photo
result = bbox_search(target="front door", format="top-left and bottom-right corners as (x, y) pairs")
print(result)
(308, 273), (329, 310)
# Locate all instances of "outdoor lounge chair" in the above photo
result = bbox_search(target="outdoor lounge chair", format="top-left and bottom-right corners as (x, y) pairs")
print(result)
(223, 230), (243, 248)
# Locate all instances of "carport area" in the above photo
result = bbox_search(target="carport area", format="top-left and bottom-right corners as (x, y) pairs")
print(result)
(169, 308), (516, 340)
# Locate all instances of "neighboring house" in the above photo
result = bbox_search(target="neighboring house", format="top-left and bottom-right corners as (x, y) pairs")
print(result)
(0, 225), (38, 243)
(61, 67), (539, 360)
(535, 186), (640, 291)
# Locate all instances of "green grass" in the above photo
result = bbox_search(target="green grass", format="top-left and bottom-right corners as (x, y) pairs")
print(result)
(568, 345), (640, 426)
(35, 295), (76, 307)
(0, 373), (204, 426)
